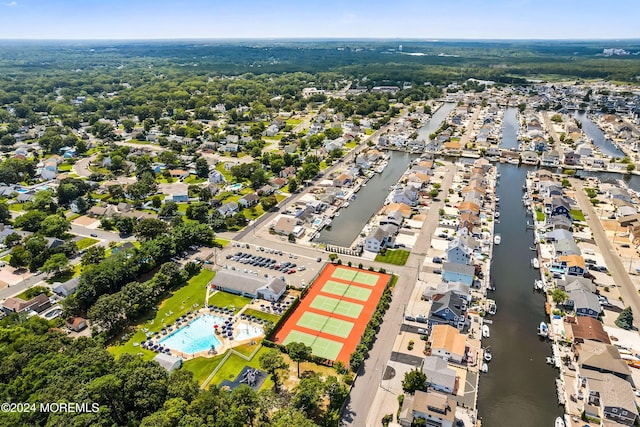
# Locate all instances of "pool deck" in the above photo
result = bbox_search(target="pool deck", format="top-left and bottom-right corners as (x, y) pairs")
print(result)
(143, 307), (265, 360)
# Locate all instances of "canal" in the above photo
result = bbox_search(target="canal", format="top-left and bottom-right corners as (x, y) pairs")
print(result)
(500, 107), (519, 150)
(477, 163), (561, 426)
(315, 102), (456, 247)
(574, 111), (624, 158)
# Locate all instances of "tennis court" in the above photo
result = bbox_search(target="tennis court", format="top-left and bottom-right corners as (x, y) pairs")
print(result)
(309, 295), (363, 319)
(282, 330), (343, 361)
(322, 280), (372, 301)
(330, 268), (379, 286)
(273, 264), (391, 363)
(297, 312), (354, 338)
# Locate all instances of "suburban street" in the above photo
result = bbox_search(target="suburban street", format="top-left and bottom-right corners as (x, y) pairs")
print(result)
(573, 178), (640, 329)
(341, 164), (458, 426)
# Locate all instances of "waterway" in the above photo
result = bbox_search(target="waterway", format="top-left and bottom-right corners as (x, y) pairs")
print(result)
(574, 111), (624, 158)
(500, 107), (519, 150)
(477, 163), (561, 427)
(314, 103), (456, 247)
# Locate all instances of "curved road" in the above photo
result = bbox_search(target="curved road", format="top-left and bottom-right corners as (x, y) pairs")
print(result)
(572, 178), (640, 329)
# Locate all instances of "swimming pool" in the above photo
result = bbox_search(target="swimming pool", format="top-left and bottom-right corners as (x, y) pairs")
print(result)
(159, 315), (225, 354)
(229, 183), (243, 191)
(234, 323), (264, 341)
(312, 217), (323, 227)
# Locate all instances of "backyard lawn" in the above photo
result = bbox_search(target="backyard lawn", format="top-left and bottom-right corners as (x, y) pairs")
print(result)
(536, 211), (545, 222)
(571, 209), (585, 222)
(375, 249), (410, 266)
(206, 345), (273, 390)
(76, 237), (99, 250)
(109, 269), (216, 360)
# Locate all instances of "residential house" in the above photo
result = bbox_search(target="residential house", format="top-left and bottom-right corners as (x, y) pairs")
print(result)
(422, 282), (471, 303)
(457, 201), (480, 216)
(428, 291), (468, 332)
(421, 356), (457, 395)
(398, 390), (457, 427)
(559, 276), (596, 294)
(608, 187), (633, 204)
(442, 262), (475, 287)
(564, 151), (581, 165)
(548, 215), (573, 231)
(382, 203), (412, 218)
(52, 277), (80, 298)
(576, 143), (593, 157)
(576, 340), (631, 381)
(568, 316), (610, 344)
(541, 150), (561, 166)
(520, 150), (539, 165)
(596, 375), (639, 425)
(218, 201), (239, 217)
(429, 325), (466, 364)
(391, 187), (419, 207)
(169, 169), (189, 180)
(66, 317), (88, 332)
(208, 170), (227, 184)
(171, 183), (189, 202)
(272, 216), (302, 237)
(567, 289), (602, 318)
(238, 193), (259, 208)
(364, 226), (394, 253)
(2, 294), (51, 315)
(257, 185), (275, 196)
(270, 177), (287, 189)
(279, 166), (297, 179)
(40, 157), (59, 181)
(550, 196), (572, 221)
(558, 254), (586, 277)
(446, 237), (473, 265)
(210, 270), (286, 302)
(380, 210), (403, 228)
(333, 173), (353, 188)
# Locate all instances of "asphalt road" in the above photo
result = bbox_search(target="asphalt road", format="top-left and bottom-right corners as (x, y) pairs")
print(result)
(340, 164), (457, 426)
(572, 178), (640, 329)
(72, 154), (96, 177)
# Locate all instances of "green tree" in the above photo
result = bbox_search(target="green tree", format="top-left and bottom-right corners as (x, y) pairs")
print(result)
(151, 195), (162, 209)
(158, 201), (178, 218)
(249, 168), (268, 190)
(260, 195), (277, 212)
(287, 178), (298, 193)
(286, 342), (312, 378)
(9, 245), (31, 269)
(134, 218), (169, 241)
(401, 368), (427, 394)
(615, 307), (634, 330)
(4, 231), (21, 247)
(81, 245), (106, 266)
(259, 349), (289, 393)
(551, 288), (568, 305)
(186, 202), (210, 223)
(195, 157), (210, 178)
(0, 202), (10, 223)
(14, 210), (47, 232)
(40, 214), (71, 238)
(41, 253), (69, 276)
(114, 216), (137, 235)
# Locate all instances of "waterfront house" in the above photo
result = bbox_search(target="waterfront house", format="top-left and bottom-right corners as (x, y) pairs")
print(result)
(380, 210), (403, 228)
(558, 254), (586, 277)
(428, 325), (466, 364)
(548, 215), (573, 231)
(576, 143), (593, 157)
(567, 289), (602, 318)
(333, 173), (353, 188)
(541, 149), (561, 166)
(446, 237), (473, 265)
(422, 282), (471, 303)
(421, 356), (457, 394)
(550, 196), (573, 221)
(597, 375), (639, 425)
(520, 150), (539, 165)
(553, 236), (581, 257)
(427, 291), (468, 332)
(210, 270), (286, 302)
(567, 316), (610, 344)
(398, 390), (457, 427)
(442, 262), (475, 286)
(457, 201), (480, 216)
(576, 340), (631, 381)
(272, 216), (298, 236)
(383, 203), (412, 218)
(607, 186), (633, 204)
(564, 151), (581, 165)
(560, 277), (597, 294)
(391, 187), (419, 207)
(364, 226), (395, 253)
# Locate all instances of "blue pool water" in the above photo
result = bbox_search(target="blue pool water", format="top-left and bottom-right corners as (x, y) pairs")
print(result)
(159, 315), (225, 354)
(229, 183), (242, 191)
(312, 217), (322, 227)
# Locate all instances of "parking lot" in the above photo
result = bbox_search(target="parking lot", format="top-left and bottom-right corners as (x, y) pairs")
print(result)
(219, 242), (324, 287)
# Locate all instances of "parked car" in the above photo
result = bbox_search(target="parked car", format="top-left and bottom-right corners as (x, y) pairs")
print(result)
(90, 233), (98, 237)
(433, 257), (443, 264)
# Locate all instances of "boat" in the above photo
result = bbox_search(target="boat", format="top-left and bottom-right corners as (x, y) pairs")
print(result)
(529, 246), (537, 251)
(531, 258), (540, 269)
(555, 417), (565, 427)
(546, 357), (555, 365)
(534, 279), (544, 291)
(343, 202), (350, 208)
(488, 300), (497, 315)
(481, 363), (488, 373)
(484, 347), (492, 362)
(494, 211), (500, 219)
(335, 211), (341, 217)
(495, 196), (500, 202)
(482, 325), (490, 339)
(538, 321), (549, 338)
(493, 234), (501, 245)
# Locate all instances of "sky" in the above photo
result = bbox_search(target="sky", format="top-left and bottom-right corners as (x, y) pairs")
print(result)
(0, 0), (639, 40)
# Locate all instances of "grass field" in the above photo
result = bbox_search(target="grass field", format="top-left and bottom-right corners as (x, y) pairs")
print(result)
(571, 209), (585, 222)
(76, 237), (99, 250)
(109, 269), (216, 360)
(242, 308), (281, 324)
(208, 346), (273, 390)
(208, 291), (252, 311)
(375, 249), (410, 266)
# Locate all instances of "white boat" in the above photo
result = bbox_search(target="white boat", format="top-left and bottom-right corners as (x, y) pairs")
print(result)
(488, 300), (497, 315)
(481, 363), (488, 373)
(534, 279), (544, 291)
(538, 322), (549, 338)
(495, 196), (500, 202)
(546, 357), (555, 365)
(343, 202), (350, 208)
(484, 348), (492, 362)
(494, 211), (500, 219)
(531, 258), (540, 269)
(555, 417), (565, 427)
(335, 211), (341, 217)
(482, 325), (490, 338)
(493, 234), (501, 245)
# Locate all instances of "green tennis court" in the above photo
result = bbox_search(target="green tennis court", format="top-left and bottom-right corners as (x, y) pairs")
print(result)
(282, 330), (344, 361)
(322, 280), (372, 301)
(330, 267), (380, 287)
(309, 295), (364, 319)
(297, 312), (354, 338)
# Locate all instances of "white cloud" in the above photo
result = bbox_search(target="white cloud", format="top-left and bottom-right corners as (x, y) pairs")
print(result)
(2, 1), (18, 6)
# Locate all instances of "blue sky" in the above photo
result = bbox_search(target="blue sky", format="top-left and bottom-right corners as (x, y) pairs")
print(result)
(1, 0), (639, 40)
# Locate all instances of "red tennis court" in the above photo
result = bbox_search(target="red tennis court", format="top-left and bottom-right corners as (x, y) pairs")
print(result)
(273, 264), (390, 364)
